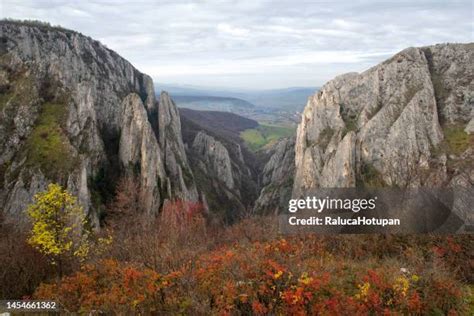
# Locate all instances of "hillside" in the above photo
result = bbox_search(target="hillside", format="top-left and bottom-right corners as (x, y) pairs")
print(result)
(179, 108), (262, 221)
(155, 83), (314, 110)
(172, 95), (255, 112)
(179, 108), (258, 141)
(18, 217), (474, 314)
(242, 87), (316, 110)
(156, 84), (313, 125)
(240, 124), (296, 151)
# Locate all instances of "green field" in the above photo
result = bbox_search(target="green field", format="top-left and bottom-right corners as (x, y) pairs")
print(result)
(240, 124), (295, 151)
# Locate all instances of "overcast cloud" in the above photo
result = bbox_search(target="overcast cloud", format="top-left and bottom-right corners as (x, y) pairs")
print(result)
(1, 0), (472, 89)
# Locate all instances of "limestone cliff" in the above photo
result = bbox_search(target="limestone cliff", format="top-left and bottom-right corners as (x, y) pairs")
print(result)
(179, 108), (260, 222)
(293, 44), (473, 198)
(158, 91), (198, 202)
(119, 94), (166, 213)
(190, 131), (245, 221)
(0, 21), (195, 222)
(254, 137), (295, 215)
(192, 131), (235, 190)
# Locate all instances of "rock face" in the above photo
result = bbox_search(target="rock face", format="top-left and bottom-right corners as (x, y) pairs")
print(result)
(158, 92), (198, 201)
(422, 44), (474, 124)
(119, 94), (166, 213)
(192, 132), (235, 190)
(179, 108), (260, 222)
(3, 21), (471, 226)
(190, 131), (246, 221)
(293, 44), (474, 198)
(0, 21), (196, 222)
(254, 137), (295, 215)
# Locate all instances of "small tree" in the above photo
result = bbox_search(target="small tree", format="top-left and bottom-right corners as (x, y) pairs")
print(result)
(107, 176), (144, 228)
(27, 183), (90, 277)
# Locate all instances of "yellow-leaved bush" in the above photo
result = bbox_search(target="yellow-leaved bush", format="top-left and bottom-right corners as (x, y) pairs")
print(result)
(26, 183), (93, 265)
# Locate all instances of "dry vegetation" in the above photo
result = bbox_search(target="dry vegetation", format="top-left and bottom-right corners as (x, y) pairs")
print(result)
(1, 180), (473, 315)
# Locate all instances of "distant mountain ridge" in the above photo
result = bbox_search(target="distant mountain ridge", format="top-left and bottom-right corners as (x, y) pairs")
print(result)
(179, 108), (258, 140)
(155, 84), (316, 111)
(173, 95), (255, 112)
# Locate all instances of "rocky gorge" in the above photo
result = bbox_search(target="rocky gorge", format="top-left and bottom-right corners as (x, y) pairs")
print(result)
(0, 20), (263, 225)
(0, 20), (473, 229)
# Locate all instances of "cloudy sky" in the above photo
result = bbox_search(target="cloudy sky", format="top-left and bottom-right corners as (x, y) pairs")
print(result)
(1, 0), (472, 89)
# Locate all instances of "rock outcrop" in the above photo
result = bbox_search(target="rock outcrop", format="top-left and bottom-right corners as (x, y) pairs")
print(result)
(0, 21), (197, 222)
(190, 131), (247, 221)
(192, 132), (235, 190)
(119, 94), (166, 213)
(3, 21), (471, 227)
(158, 91), (198, 201)
(254, 137), (295, 215)
(293, 44), (473, 198)
(179, 109), (260, 222)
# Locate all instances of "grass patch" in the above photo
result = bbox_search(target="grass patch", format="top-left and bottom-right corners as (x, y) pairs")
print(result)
(357, 162), (386, 188)
(339, 103), (359, 137)
(342, 117), (358, 138)
(240, 124), (295, 151)
(25, 102), (76, 179)
(317, 127), (334, 149)
(442, 125), (473, 156)
(0, 89), (13, 112)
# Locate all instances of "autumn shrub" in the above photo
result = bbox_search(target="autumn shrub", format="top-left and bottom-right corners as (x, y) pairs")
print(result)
(160, 199), (207, 239)
(35, 232), (472, 315)
(106, 175), (146, 228)
(34, 259), (183, 314)
(29, 200), (473, 315)
(430, 235), (473, 282)
(108, 194), (209, 272)
(189, 236), (470, 315)
(0, 217), (55, 299)
(1, 182), (113, 299)
(318, 234), (474, 283)
(219, 215), (279, 244)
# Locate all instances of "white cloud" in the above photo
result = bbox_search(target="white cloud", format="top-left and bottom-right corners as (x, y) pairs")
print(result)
(99, 34), (154, 51)
(217, 23), (250, 37)
(1, 0), (472, 89)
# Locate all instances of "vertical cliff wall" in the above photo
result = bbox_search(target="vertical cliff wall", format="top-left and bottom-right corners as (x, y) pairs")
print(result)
(293, 44), (473, 198)
(0, 21), (197, 223)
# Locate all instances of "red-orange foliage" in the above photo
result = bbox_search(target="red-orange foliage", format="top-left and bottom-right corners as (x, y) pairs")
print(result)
(161, 199), (206, 232)
(33, 222), (472, 315)
(34, 259), (180, 314)
(187, 237), (469, 315)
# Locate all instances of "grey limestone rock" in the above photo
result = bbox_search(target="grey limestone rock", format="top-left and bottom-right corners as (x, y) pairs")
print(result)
(0, 21), (199, 222)
(192, 131), (234, 190)
(254, 137), (295, 215)
(293, 44), (473, 197)
(158, 91), (198, 202)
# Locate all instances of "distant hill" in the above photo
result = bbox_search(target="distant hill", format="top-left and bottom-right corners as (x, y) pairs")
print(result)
(179, 108), (261, 221)
(179, 108), (258, 142)
(242, 87), (315, 110)
(155, 84), (316, 111)
(173, 95), (255, 112)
